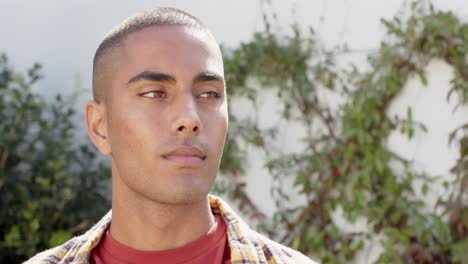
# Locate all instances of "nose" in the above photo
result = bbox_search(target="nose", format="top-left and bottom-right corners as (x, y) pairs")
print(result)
(171, 95), (202, 136)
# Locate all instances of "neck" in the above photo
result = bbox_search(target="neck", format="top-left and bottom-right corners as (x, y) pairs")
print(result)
(110, 173), (215, 251)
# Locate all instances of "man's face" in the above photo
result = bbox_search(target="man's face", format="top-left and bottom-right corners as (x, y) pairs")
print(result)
(103, 25), (228, 205)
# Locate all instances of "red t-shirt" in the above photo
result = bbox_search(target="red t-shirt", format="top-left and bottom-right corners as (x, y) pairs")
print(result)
(90, 214), (230, 264)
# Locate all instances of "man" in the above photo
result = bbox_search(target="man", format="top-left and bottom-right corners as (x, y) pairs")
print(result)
(26, 7), (315, 264)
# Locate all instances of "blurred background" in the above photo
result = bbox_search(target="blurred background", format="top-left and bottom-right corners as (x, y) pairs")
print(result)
(1, 0), (468, 263)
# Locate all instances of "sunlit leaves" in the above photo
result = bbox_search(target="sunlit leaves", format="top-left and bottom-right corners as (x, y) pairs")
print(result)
(220, 0), (468, 262)
(0, 55), (110, 262)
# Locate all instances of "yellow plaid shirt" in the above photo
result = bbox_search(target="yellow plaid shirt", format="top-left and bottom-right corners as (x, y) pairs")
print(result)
(25, 195), (316, 264)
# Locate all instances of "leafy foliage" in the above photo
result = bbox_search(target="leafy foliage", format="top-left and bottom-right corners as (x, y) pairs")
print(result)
(0, 54), (110, 262)
(219, 1), (468, 263)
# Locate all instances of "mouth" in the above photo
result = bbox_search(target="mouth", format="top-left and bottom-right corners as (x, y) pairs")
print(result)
(161, 146), (207, 167)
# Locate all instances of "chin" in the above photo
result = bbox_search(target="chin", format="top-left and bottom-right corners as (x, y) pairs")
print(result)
(165, 172), (215, 204)
(142, 181), (212, 206)
(149, 190), (209, 206)
(127, 167), (216, 205)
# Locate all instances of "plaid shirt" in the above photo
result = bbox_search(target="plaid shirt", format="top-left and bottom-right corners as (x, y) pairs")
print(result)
(25, 195), (316, 264)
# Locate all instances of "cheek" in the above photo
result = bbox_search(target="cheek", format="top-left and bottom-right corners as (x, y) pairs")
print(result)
(203, 108), (228, 148)
(109, 104), (165, 154)
(108, 111), (137, 156)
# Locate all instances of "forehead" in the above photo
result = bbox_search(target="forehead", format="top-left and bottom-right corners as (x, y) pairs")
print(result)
(117, 25), (224, 77)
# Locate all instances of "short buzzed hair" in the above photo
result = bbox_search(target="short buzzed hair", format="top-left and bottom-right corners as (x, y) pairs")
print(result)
(92, 7), (210, 102)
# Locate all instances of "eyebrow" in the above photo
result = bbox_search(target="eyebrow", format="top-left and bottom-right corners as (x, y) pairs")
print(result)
(127, 71), (176, 85)
(126, 70), (225, 86)
(193, 71), (225, 85)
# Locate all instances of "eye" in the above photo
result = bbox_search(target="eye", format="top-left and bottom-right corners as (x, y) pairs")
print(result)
(140, 90), (167, 98)
(198, 91), (221, 99)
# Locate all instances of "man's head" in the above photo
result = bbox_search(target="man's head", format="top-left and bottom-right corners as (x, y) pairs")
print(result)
(92, 7), (210, 102)
(86, 7), (228, 205)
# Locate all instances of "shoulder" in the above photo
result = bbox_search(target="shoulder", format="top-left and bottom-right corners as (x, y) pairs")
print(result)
(209, 195), (317, 263)
(23, 237), (80, 264)
(251, 230), (318, 264)
(24, 210), (112, 264)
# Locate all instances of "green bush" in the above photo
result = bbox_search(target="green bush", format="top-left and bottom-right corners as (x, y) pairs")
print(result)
(0, 54), (110, 263)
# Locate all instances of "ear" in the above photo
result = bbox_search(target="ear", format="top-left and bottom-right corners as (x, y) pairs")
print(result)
(85, 100), (111, 155)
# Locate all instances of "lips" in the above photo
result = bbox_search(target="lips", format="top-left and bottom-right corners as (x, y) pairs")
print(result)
(161, 146), (207, 167)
